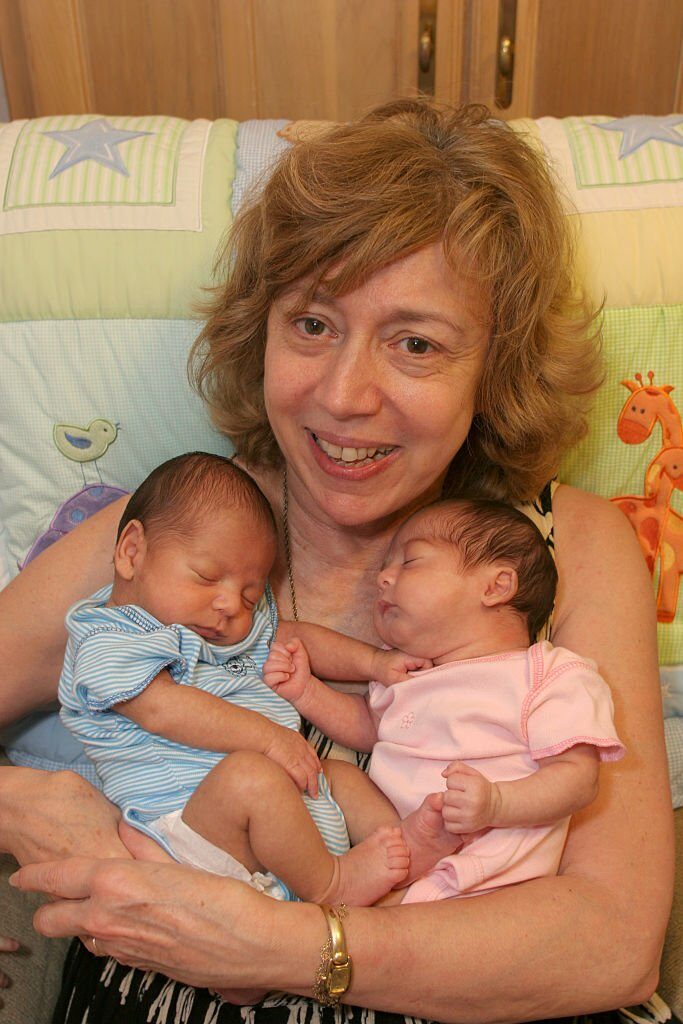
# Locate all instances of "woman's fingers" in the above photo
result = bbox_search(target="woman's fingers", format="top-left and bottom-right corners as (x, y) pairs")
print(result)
(10, 856), (284, 990)
(118, 821), (173, 862)
(10, 856), (105, 902)
(0, 937), (18, 953)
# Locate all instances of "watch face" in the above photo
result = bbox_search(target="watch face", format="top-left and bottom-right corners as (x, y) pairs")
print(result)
(328, 961), (352, 996)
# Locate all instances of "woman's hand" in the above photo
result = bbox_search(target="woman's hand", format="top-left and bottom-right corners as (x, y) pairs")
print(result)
(9, 857), (286, 993)
(0, 767), (127, 864)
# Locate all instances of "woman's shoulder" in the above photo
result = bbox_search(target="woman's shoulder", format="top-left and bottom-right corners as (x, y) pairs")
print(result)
(550, 483), (655, 642)
(552, 482), (640, 553)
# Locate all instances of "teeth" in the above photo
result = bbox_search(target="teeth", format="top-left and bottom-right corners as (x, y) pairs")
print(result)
(315, 435), (394, 465)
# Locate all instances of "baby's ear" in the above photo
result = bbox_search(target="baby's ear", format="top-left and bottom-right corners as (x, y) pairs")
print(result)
(114, 520), (147, 580)
(481, 565), (518, 607)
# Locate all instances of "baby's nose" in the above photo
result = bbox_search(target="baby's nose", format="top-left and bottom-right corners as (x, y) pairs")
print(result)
(377, 566), (392, 589)
(212, 590), (242, 614)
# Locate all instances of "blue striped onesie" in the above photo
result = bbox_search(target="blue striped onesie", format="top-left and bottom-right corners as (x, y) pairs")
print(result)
(58, 583), (349, 899)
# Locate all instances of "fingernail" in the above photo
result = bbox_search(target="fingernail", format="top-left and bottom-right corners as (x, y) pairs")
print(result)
(7, 872), (18, 887)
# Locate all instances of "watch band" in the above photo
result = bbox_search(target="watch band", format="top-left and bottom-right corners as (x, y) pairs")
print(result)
(313, 903), (352, 1006)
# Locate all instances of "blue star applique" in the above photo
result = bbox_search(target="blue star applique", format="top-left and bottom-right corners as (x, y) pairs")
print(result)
(41, 118), (154, 179)
(594, 115), (683, 159)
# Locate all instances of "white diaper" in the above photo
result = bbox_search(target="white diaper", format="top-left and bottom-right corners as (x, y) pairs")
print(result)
(150, 810), (287, 900)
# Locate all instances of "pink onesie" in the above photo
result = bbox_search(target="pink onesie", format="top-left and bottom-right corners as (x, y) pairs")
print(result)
(367, 640), (625, 902)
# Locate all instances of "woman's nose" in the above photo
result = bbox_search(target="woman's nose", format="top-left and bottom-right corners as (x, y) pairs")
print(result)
(318, 335), (382, 419)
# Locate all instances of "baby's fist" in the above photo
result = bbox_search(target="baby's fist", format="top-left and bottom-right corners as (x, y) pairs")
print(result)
(441, 762), (500, 833)
(372, 648), (433, 686)
(263, 638), (312, 705)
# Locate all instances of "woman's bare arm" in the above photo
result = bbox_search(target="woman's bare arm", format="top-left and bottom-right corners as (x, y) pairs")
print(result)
(0, 499), (128, 863)
(9, 487), (675, 1021)
(0, 497), (127, 726)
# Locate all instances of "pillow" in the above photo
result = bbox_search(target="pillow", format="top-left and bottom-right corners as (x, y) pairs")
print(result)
(0, 115), (240, 575)
(511, 117), (683, 673)
(519, 116), (683, 805)
(0, 114), (241, 773)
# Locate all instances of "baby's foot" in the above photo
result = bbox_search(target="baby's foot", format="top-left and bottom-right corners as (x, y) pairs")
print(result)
(400, 793), (463, 883)
(319, 826), (410, 906)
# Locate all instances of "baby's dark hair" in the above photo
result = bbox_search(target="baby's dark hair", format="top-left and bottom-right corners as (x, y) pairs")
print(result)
(409, 498), (557, 641)
(117, 452), (276, 543)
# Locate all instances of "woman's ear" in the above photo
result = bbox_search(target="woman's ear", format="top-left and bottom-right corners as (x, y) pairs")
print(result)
(114, 520), (147, 581)
(481, 565), (519, 608)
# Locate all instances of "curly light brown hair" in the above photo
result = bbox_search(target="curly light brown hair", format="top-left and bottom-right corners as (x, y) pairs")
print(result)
(190, 99), (602, 502)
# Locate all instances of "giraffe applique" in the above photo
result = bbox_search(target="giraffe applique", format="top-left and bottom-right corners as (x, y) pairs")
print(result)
(611, 373), (683, 622)
(616, 371), (682, 447)
(645, 446), (683, 622)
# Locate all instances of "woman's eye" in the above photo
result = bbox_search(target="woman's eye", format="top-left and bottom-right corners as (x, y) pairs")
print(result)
(400, 336), (432, 355)
(296, 317), (328, 336)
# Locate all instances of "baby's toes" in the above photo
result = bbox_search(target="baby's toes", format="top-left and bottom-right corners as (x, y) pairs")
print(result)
(379, 826), (410, 870)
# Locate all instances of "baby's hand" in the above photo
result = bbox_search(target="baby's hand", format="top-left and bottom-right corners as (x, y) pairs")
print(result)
(0, 935), (19, 992)
(263, 638), (313, 705)
(371, 648), (433, 686)
(441, 762), (501, 832)
(262, 724), (321, 798)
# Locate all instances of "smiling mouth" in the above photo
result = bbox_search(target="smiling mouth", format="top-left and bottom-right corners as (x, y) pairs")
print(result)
(312, 433), (397, 467)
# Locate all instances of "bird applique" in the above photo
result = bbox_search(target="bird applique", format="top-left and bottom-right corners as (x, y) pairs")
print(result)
(53, 418), (119, 463)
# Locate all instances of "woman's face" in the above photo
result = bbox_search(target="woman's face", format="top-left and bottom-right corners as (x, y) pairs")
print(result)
(263, 243), (490, 530)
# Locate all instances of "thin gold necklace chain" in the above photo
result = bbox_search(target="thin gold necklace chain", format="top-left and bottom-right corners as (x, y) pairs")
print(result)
(281, 466), (299, 622)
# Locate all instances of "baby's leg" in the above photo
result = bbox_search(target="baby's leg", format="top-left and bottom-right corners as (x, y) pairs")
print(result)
(182, 750), (409, 905)
(322, 759), (400, 843)
(324, 760), (462, 884)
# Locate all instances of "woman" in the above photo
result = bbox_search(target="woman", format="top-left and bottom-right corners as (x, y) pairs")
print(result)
(0, 100), (674, 1023)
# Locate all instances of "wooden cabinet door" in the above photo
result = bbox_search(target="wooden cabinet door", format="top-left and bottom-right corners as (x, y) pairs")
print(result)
(0, 0), (420, 121)
(437, 0), (683, 118)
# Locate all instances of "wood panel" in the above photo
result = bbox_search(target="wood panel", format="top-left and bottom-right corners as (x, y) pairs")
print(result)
(433, 0), (468, 106)
(457, 0), (682, 120)
(79, 0), (222, 118)
(0, 0), (92, 116)
(217, 0), (420, 121)
(532, 0), (683, 117)
(0, 0), (35, 118)
(0, 0), (422, 121)
(461, 0), (540, 119)
(2, 0), (681, 123)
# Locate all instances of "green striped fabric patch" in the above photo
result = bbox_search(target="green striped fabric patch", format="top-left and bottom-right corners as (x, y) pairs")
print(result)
(563, 116), (683, 189)
(4, 116), (186, 210)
